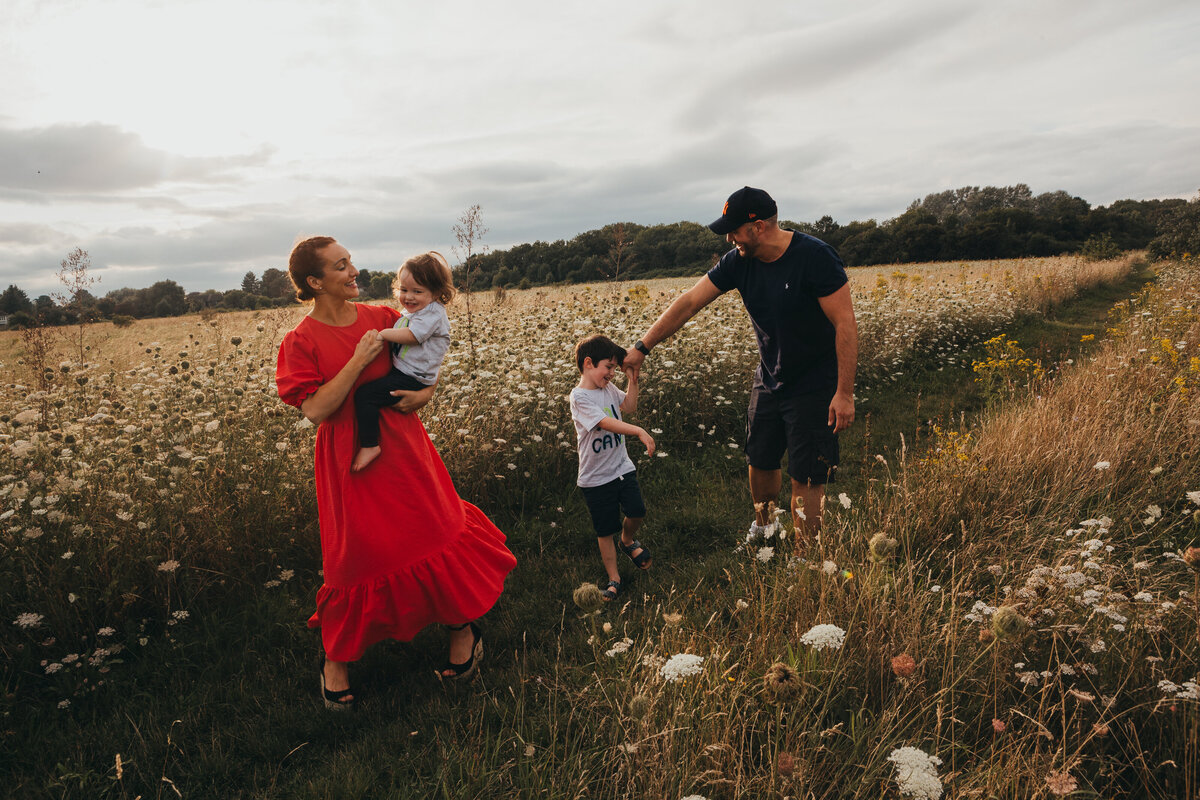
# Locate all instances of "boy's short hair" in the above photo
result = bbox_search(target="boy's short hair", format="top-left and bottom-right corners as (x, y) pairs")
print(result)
(575, 334), (625, 372)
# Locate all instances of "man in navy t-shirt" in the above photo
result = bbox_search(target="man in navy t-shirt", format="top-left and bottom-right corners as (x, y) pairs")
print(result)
(624, 187), (858, 539)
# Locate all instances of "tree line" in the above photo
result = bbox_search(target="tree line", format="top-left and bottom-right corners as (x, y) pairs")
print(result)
(3, 184), (1197, 329)
(460, 184), (1199, 290)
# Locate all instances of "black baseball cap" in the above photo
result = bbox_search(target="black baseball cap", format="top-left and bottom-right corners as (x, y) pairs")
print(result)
(708, 186), (778, 235)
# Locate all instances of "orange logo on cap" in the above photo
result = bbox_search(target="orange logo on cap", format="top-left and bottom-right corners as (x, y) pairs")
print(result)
(722, 201), (730, 215)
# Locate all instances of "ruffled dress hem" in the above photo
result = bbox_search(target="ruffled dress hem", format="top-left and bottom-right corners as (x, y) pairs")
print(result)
(307, 501), (516, 663)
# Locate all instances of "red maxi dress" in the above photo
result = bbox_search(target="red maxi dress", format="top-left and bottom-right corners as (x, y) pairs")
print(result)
(275, 303), (516, 663)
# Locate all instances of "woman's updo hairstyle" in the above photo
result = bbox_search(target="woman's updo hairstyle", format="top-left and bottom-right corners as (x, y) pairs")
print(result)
(288, 235), (337, 302)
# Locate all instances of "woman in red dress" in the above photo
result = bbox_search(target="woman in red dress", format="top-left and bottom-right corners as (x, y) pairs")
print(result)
(275, 236), (516, 709)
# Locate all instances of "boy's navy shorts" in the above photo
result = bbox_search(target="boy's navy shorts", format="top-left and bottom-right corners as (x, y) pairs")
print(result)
(745, 385), (838, 485)
(580, 470), (646, 536)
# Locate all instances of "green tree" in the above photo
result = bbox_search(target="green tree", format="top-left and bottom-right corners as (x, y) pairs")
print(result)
(260, 268), (293, 299)
(241, 271), (261, 294)
(0, 285), (33, 315)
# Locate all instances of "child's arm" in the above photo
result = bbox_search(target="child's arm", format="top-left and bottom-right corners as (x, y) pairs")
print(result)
(377, 327), (417, 346)
(596, 416), (655, 456)
(619, 367), (639, 415)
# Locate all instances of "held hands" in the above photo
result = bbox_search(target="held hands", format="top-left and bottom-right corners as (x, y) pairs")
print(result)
(827, 391), (855, 434)
(354, 330), (385, 364)
(623, 347), (644, 378)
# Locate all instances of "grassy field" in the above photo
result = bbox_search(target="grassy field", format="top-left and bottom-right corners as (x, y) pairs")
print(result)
(2, 253), (1198, 798)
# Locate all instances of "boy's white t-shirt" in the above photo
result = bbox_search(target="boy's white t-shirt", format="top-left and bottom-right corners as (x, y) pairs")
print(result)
(391, 301), (450, 384)
(569, 383), (636, 487)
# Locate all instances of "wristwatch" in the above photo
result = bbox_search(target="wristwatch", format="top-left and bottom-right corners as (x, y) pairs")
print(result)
(634, 340), (651, 356)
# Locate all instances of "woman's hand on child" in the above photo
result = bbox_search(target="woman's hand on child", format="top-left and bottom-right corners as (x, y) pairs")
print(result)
(390, 384), (436, 414)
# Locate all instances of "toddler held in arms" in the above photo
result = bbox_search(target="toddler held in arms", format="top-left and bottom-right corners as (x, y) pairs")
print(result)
(352, 252), (454, 472)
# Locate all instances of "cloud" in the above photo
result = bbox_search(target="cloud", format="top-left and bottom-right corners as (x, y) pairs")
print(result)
(0, 122), (273, 193)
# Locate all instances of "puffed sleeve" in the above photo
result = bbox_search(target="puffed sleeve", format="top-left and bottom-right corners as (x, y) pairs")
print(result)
(276, 328), (322, 408)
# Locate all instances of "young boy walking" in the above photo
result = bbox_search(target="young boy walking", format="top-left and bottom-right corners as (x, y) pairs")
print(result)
(569, 335), (655, 601)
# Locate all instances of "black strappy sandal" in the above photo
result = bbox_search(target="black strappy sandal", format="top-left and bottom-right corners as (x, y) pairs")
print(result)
(602, 579), (622, 601)
(320, 667), (356, 711)
(437, 622), (484, 682)
(617, 536), (652, 570)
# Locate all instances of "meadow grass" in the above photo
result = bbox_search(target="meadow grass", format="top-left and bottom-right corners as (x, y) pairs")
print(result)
(2, 254), (1197, 798)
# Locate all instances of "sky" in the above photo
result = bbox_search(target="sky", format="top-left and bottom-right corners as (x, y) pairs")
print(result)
(1, 0), (1198, 296)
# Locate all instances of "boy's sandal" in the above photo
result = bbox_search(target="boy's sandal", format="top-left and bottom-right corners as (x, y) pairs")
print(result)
(618, 537), (652, 570)
(602, 580), (622, 601)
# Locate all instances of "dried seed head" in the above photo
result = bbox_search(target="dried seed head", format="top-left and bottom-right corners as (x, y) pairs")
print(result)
(763, 662), (802, 703)
(868, 532), (898, 561)
(990, 606), (1029, 640)
(628, 692), (651, 719)
(1182, 546), (1200, 571)
(572, 582), (604, 613)
(891, 653), (916, 679)
(777, 751), (796, 778)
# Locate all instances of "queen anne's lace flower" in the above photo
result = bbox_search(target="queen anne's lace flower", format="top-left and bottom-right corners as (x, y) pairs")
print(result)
(887, 746), (943, 799)
(660, 653), (704, 683)
(799, 623), (846, 651)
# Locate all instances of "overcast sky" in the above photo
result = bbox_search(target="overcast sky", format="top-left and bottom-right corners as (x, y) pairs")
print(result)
(2, 0), (1197, 296)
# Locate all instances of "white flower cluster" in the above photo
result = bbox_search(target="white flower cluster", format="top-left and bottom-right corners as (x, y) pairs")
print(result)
(1159, 679), (1200, 700)
(659, 653), (704, 683)
(605, 638), (633, 658)
(887, 746), (943, 799)
(799, 623), (846, 651)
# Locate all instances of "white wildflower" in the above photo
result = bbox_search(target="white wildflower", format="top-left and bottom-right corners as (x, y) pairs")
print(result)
(799, 623), (846, 651)
(157, 560), (180, 572)
(756, 546), (775, 563)
(605, 638), (634, 658)
(822, 560), (838, 575)
(660, 653), (704, 683)
(838, 493), (851, 509)
(1093, 461), (1110, 470)
(14, 612), (44, 629)
(887, 746), (943, 799)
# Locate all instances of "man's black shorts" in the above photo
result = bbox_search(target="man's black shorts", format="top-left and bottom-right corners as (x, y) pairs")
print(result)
(579, 470), (646, 536)
(745, 385), (838, 485)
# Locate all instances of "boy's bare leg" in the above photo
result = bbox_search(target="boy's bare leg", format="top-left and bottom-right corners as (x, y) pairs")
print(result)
(598, 535), (620, 585)
(351, 446), (381, 472)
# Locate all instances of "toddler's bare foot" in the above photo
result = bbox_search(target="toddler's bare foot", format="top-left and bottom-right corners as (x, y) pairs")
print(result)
(352, 446), (381, 472)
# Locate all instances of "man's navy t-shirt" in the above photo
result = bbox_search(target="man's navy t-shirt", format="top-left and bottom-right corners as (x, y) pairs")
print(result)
(706, 230), (848, 398)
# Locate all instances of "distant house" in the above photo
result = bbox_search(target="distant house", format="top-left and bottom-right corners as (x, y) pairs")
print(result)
(0, 314), (8, 330)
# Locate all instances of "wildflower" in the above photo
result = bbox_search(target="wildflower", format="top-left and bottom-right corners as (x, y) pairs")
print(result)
(172, 610), (189, 621)
(97, 627), (115, 637)
(869, 532), (898, 561)
(821, 560), (838, 575)
(605, 638), (633, 658)
(887, 746), (943, 799)
(157, 560), (180, 573)
(1044, 770), (1078, 796)
(756, 546), (775, 563)
(14, 612), (44, 629)
(58, 700), (70, 709)
(572, 583), (604, 613)
(1093, 461), (1110, 470)
(660, 653), (704, 683)
(735, 599), (749, 611)
(891, 653), (916, 679)
(762, 662), (802, 703)
(991, 718), (1005, 733)
(662, 612), (684, 626)
(777, 751), (796, 777)
(602, 622), (612, 633)
(800, 623), (846, 651)
(45, 662), (63, 674)
(1187, 490), (1200, 506)
(838, 493), (851, 509)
